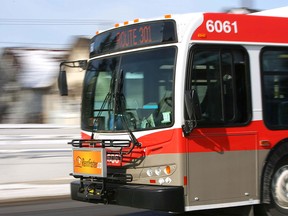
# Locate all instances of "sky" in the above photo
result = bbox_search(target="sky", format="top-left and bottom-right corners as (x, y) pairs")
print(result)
(0, 0), (287, 50)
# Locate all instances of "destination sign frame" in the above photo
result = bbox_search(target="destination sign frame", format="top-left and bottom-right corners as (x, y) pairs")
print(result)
(90, 20), (177, 57)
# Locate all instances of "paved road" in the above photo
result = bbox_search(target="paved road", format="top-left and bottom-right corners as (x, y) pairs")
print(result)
(0, 197), (255, 216)
(0, 198), (170, 216)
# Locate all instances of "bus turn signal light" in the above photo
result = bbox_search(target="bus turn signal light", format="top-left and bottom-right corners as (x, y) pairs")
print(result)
(164, 166), (171, 175)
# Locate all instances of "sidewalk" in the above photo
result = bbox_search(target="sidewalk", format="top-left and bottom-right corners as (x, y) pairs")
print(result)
(0, 124), (78, 203)
(0, 178), (72, 203)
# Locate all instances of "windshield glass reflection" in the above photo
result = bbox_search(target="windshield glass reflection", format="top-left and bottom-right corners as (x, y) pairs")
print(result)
(81, 47), (176, 132)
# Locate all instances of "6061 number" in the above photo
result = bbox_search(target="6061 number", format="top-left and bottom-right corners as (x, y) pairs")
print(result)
(206, 20), (238, 34)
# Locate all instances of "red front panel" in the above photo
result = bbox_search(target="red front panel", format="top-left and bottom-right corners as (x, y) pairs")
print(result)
(192, 13), (288, 44)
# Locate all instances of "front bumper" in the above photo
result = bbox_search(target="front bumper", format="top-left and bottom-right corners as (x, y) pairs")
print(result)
(71, 180), (184, 212)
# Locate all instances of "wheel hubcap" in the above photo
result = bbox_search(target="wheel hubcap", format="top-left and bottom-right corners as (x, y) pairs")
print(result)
(272, 165), (288, 209)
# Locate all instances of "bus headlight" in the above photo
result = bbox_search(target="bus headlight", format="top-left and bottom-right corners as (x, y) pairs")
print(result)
(165, 177), (172, 184)
(158, 178), (165, 185)
(142, 164), (176, 178)
(155, 167), (162, 176)
(146, 169), (153, 177)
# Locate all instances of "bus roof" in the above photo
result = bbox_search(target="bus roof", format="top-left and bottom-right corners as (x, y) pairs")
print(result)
(251, 6), (288, 17)
(92, 7), (288, 56)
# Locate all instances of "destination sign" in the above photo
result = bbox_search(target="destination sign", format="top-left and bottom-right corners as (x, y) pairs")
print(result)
(90, 20), (177, 56)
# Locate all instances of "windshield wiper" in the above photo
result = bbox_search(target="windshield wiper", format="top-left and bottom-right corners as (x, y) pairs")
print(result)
(92, 69), (141, 150)
(114, 69), (124, 115)
(114, 69), (141, 150)
(91, 71), (116, 138)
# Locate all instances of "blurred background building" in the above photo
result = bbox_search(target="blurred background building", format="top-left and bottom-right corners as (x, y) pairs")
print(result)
(0, 37), (89, 124)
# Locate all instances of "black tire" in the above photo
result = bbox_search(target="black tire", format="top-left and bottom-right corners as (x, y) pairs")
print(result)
(256, 156), (288, 216)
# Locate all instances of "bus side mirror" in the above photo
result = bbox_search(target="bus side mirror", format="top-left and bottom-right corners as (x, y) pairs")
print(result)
(182, 89), (201, 136)
(58, 70), (68, 96)
(57, 59), (88, 96)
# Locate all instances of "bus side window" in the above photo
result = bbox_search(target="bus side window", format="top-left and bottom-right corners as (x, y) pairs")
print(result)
(261, 47), (288, 129)
(187, 45), (251, 127)
(201, 68), (222, 122)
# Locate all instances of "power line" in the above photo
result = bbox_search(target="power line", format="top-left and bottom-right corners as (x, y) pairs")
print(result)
(0, 41), (71, 48)
(0, 18), (114, 26)
(0, 41), (67, 45)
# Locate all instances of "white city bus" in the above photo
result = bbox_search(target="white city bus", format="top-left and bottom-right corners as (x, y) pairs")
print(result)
(58, 7), (288, 216)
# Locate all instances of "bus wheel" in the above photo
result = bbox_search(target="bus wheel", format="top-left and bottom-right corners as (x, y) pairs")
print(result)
(258, 156), (288, 216)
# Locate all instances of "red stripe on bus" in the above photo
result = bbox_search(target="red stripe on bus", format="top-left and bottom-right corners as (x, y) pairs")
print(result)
(138, 121), (286, 155)
(80, 120), (287, 155)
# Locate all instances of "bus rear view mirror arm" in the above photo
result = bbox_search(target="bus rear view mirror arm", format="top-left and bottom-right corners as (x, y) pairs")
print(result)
(58, 60), (88, 96)
(182, 89), (201, 136)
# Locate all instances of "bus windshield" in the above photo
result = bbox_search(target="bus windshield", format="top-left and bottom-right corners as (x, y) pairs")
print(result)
(81, 47), (176, 132)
